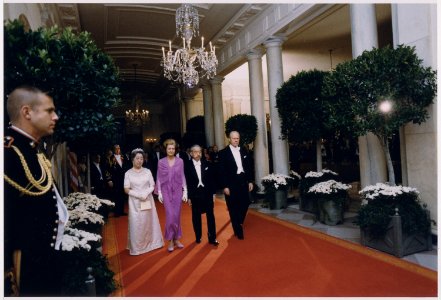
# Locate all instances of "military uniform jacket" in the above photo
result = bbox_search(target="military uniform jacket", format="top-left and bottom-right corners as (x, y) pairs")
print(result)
(4, 128), (60, 271)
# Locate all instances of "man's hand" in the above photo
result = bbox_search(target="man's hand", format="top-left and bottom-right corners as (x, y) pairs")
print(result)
(248, 182), (254, 192)
(223, 188), (230, 196)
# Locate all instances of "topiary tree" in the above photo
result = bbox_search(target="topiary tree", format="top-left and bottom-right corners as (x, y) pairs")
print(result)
(4, 20), (121, 156)
(225, 114), (257, 146)
(276, 69), (334, 171)
(323, 45), (437, 184)
(186, 115), (205, 132)
(183, 115), (206, 148)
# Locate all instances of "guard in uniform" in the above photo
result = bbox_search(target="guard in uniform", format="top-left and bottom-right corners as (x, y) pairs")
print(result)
(4, 86), (68, 296)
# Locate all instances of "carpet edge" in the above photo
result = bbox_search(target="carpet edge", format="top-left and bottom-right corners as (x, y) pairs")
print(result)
(248, 208), (437, 282)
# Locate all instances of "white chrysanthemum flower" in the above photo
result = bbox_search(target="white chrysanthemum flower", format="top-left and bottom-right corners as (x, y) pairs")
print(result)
(67, 206), (105, 226)
(63, 192), (115, 211)
(308, 180), (351, 195)
(261, 173), (294, 190)
(359, 183), (419, 201)
(61, 227), (101, 251)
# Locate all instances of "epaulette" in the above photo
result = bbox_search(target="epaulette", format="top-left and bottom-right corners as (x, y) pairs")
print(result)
(4, 136), (14, 148)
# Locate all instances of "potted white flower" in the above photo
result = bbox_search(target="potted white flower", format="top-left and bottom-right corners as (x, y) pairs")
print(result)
(261, 173), (295, 209)
(308, 179), (351, 225)
(299, 169), (339, 213)
(356, 183), (432, 257)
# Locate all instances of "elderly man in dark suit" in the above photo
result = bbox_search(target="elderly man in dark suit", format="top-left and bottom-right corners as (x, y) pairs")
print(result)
(184, 144), (219, 245)
(4, 86), (68, 296)
(218, 131), (254, 240)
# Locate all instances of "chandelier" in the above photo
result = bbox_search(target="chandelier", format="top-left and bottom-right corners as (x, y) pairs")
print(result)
(125, 64), (149, 127)
(161, 4), (218, 88)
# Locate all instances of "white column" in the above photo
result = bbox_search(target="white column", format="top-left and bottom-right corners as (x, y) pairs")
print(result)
(180, 99), (186, 134)
(247, 48), (269, 191)
(211, 76), (226, 148)
(350, 4), (387, 187)
(391, 3), (437, 231)
(263, 36), (289, 175)
(201, 80), (215, 147)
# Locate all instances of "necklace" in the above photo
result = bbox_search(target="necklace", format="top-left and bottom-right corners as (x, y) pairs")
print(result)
(4, 145), (53, 196)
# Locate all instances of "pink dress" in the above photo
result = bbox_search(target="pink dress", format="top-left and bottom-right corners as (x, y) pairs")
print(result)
(124, 168), (164, 255)
(156, 157), (186, 241)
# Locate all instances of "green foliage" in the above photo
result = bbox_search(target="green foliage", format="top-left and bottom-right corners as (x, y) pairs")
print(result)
(276, 69), (334, 143)
(186, 115), (205, 132)
(323, 45), (437, 139)
(60, 249), (119, 296)
(299, 170), (340, 199)
(4, 20), (121, 147)
(356, 191), (431, 239)
(225, 114), (257, 146)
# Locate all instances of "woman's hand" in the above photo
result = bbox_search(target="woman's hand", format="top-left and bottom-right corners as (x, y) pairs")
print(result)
(158, 191), (163, 204)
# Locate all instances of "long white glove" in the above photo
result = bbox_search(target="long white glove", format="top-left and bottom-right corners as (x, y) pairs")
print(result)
(182, 186), (188, 203)
(158, 191), (163, 204)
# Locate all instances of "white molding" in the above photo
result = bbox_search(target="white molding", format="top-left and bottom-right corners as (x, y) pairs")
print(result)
(216, 3), (335, 75)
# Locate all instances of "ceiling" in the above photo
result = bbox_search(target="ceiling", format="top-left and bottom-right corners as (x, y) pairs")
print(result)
(54, 3), (391, 106)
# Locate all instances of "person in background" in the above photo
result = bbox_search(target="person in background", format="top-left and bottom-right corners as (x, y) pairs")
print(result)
(155, 139), (188, 252)
(184, 144), (219, 246)
(124, 148), (164, 255)
(218, 131), (253, 240)
(90, 153), (106, 198)
(4, 86), (68, 296)
(77, 155), (87, 192)
(149, 143), (163, 181)
(109, 144), (129, 217)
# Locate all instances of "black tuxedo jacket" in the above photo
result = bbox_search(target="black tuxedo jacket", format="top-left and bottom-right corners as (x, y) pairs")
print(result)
(184, 159), (216, 199)
(218, 145), (253, 189)
(90, 163), (105, 196)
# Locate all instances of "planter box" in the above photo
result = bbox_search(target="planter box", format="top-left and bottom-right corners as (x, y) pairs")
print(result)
(266, 189), (288, 210)
(317, 198), (344, 225)
(299, 195), (318, 214)
(360, 213), (432, 258)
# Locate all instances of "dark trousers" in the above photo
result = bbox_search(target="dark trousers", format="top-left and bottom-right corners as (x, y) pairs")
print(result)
(19, 249), (62, 296)
(225, 173), (250, 237)
(113, 187), (127, 215)
(191, 188), (216, 241)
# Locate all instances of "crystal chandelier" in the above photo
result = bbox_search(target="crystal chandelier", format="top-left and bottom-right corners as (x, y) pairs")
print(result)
(125, 64), (149, 127)
(161, 4), (218, 88)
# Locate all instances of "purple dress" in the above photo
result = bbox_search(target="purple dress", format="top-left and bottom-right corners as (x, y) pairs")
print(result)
(156, 157), (187, 241)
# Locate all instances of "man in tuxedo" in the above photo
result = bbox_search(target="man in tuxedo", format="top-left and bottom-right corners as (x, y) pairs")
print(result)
(109, 144), (129, 216)
(90, 153), (106, 198)
(218, 131), (253, 240)
(184, 145), (219, 245)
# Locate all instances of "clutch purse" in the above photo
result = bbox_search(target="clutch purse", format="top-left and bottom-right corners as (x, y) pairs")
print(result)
(140, 194), (153, 210)
(140, 200), (152, 210)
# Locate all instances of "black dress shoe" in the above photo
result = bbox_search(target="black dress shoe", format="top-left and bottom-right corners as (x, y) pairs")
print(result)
(236, 232), (244, 240)
(209, 239), (219, 246)
(196, 238), (201, 244)
(121, 212), (128, 216)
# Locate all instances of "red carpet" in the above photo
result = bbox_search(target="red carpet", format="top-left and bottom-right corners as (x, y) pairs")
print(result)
(103, 199), (437, 297)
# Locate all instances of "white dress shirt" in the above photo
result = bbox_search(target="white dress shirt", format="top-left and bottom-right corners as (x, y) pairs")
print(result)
(193, 159), (204, 187)
(229, 145), (244, 174)
(93, 162), (103, 180)
(114, 154), (123, 167)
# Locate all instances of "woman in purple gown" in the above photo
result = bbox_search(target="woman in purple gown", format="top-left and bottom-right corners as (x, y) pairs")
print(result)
(156, 139), (188, 252)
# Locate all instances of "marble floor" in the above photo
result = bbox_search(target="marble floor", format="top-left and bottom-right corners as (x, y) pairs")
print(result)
(248, 199), (438, 272)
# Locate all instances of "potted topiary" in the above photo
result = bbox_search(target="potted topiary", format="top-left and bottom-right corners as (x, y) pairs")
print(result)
(355, 183), (432, 257)
(299, 169), (339, 213)
(307, 180), (351, 225)
(261, 173), (295, 210)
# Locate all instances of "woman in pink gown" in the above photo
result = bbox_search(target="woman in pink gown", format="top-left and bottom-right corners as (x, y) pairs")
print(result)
(124, 149), (164, 255)
(156, 139), (187, 252)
